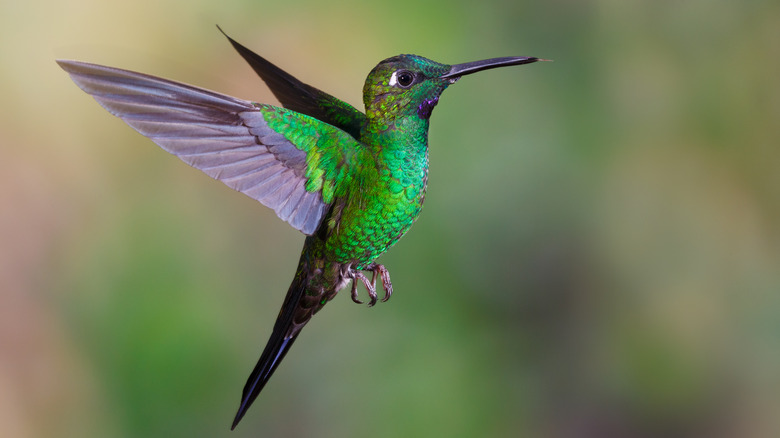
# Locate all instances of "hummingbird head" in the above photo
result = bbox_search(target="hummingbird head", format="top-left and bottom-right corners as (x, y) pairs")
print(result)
(363, 54), (542, 123)
(363, 55), (450, 122)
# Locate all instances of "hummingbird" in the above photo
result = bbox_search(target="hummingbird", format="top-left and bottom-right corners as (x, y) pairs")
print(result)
(58, 27), (544, 429)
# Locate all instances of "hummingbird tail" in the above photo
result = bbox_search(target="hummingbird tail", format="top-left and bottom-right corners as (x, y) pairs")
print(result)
(231, 268), (309, 430)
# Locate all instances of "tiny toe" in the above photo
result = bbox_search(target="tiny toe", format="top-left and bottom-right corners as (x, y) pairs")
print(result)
(350, 280), (363, 304)
(367, 288), (378, 307)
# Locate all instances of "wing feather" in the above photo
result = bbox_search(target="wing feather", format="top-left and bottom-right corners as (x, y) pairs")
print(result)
(58, 59), (362, 235)
(218, 27), (366, 139)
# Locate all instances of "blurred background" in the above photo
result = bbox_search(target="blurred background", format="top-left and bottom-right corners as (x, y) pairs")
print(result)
(2, 0), (779, 437)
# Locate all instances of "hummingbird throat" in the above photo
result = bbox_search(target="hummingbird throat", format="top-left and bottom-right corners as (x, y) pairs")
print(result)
(417, 96), (439, 119)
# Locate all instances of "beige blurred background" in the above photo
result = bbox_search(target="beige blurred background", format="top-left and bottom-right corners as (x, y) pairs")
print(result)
(2, 0), (779, 437)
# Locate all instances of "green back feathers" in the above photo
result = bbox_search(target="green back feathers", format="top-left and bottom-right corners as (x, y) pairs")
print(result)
(258, 106), (370, 205)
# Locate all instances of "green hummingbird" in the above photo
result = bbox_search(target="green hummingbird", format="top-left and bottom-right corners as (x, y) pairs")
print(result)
(58, 27), (544, 429)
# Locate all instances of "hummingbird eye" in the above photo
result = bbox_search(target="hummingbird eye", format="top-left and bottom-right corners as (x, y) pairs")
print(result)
(390, 70), (415, 88)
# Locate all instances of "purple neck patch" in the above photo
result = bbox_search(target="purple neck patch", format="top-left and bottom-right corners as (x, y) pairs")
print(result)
(417, 96), (439, 119)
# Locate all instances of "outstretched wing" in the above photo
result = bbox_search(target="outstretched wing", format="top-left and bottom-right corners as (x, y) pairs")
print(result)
(218, 26), (366, 140)
(58, 59), (363, 235)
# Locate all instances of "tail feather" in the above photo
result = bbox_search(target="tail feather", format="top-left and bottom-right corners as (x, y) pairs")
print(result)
(231, 271), (308, 430)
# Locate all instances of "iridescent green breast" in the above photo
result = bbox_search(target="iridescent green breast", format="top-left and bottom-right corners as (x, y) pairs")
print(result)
(325, 138), (429, 266)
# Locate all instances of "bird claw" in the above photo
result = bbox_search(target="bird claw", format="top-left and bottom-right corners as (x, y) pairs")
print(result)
(348, 263), (393, 307)
(350, 277), (364, 305)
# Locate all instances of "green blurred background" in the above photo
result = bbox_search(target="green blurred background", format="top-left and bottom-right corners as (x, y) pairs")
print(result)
(3, 0), (779, 437)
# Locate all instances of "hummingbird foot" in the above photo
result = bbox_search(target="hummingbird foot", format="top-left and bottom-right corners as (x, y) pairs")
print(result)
(347, 263), (393, 307)
(365, 263), (393, 303)
(350, 271), (376, 306)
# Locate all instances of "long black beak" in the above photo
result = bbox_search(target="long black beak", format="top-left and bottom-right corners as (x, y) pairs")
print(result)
(440, 56), (546, 79)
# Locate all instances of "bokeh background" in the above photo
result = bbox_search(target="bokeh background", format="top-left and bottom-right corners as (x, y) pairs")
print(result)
(2, 0), (779, 437)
